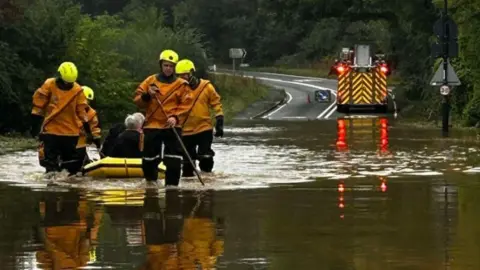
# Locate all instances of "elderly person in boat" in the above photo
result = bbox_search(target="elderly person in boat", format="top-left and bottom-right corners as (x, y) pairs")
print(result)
(99, 123), (126, 157)
(110, 113), (145, 158)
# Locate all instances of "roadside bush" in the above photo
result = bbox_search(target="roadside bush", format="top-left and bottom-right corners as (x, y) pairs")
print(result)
(0, 0), (215, 132)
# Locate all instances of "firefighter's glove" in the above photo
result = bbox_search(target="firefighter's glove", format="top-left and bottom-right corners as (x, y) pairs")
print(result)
(83, 122), (93, 137)
(141, 92), (151, 102)
(93, 138), (102, 149)
(214, 115), (224, 138)
(30, 114), (43, 139)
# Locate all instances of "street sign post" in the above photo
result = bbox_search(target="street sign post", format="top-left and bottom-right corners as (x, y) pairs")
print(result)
(229, 48), (247, 74)
(430, 0), (459, 136)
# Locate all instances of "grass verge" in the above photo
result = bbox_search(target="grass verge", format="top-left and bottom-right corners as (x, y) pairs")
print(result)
(0, 134), (37, 155)
(245, 66), (332, 78)
(209, 73), (270, 122)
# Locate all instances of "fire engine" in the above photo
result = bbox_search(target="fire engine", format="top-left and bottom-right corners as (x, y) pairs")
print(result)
(331, 45), (391, 113)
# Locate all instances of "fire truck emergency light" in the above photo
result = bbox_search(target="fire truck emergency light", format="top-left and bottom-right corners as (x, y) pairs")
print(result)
(380, 65), (388, 74)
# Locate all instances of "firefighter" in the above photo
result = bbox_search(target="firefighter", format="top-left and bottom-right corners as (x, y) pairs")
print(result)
(133, 49), (189, 186)
(178, 190), (225, 269)
(74, 86), (102, 173)
(175, 59), (224, 177)
(110, 113), (145, 158)
(35, 191), (103, 269)
(139, 189), (184, 269)
(139, 189), (224, 269)
(31, 62), (93, 175)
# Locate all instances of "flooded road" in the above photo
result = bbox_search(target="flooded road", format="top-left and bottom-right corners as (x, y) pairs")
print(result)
(1, 117), (480, 269)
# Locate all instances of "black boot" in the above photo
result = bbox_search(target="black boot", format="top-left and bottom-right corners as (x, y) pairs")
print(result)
(164, 156), (181, 186)
(165, 169), (181, 186)
(142, 158), (159, 181)
(199, 158), (214, 173)
(182, 161), (195, 177)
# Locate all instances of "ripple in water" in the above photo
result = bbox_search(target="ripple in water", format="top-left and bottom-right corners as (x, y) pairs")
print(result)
(0, 125), (477, 191)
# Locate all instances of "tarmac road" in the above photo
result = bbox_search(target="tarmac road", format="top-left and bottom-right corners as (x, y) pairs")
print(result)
(216, 69), (395, 120)
(216, 69), (342, 120)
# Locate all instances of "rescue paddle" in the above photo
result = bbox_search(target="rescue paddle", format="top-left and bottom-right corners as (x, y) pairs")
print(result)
(149, 84), (205, 186)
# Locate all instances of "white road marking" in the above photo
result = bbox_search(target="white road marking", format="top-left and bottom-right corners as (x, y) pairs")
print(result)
(322, 102), (338, 119)
(342, 115), (379, 119)
(214, 72), (337, 119)
(262, 92), (293, 119)
(293, 79), (325, 83)
(248, 71), (322, 80)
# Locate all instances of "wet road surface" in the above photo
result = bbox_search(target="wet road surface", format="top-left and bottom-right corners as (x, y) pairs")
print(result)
(1, 118), (480, 269)
(217, 69), (342, 120)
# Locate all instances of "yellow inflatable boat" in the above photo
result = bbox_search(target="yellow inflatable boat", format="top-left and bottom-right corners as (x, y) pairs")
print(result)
(83, 157), (166, 179)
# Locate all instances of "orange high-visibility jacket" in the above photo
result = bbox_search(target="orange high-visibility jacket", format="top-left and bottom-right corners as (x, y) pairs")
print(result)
(178, 79), (224, 136)
(32, 78), (88, 136)
(133, 75), (189, 129)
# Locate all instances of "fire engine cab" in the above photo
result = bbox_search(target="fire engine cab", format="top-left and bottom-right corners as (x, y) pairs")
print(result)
(331, 45), (391, 114)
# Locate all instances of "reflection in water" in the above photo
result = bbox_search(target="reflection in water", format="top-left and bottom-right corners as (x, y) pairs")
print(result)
(337, 176), (388, 219)
(140, 189), (224, 269)
(34, 191), (102, 269)
(29, 189), (225, 269)
(335, 117), (390, 155)
(2, 174), (480, 269)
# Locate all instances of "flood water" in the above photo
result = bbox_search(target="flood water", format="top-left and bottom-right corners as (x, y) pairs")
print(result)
(1, 117), (480, 269)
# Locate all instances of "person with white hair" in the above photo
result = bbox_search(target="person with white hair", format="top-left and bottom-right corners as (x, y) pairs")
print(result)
(131, 112), (145, 127)
(110, 113), (146, 158)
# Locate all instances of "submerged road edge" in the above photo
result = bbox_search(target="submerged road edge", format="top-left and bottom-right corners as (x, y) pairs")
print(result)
(213, 71), (289, 121)
(213, 70), (337, 120)
(231, 86), (288, 121)
(251, 88), (289, 119)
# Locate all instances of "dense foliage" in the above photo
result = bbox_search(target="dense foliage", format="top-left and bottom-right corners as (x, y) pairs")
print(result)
(0, 0), (212, 133)
(1, 0), (480, 132)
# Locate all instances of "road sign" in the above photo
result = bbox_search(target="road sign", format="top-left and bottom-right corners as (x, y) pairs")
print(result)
(229, 48), (247, 59)
(440, 85), (451, 95)
(433, 18), (458, 39)
(315, 90), (331, 103)
(430, 59), (461, 86)
(432, 17), (459, 58)
(432, 41), (458, 58)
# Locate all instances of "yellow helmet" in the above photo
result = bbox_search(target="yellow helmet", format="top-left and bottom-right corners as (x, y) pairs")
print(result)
(57, 62), (78, 83)
(159, 49), (179, 64)
(175, 59), (196, 74)
(82, 86), (94, 100)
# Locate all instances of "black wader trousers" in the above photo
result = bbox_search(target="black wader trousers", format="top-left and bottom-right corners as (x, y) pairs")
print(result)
(42, 134), (80, 175)
(142, 189), (183, 247)
(72, 147), (91, 175)
(181, 129), (215, 177)
(142, 128), (183, 186)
